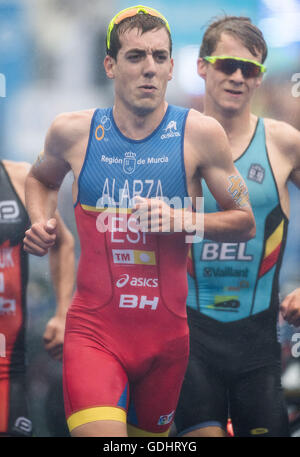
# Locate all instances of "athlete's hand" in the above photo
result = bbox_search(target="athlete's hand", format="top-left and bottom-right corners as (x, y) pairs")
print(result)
(280, 288), (300, 327)
(43, 315), (66, 361)
(132, 197), (183, 233)
(23, 218), (57, 256)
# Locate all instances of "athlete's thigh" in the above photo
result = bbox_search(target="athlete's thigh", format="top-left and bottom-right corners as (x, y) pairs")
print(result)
(174, 353), (228, 436)
(0, 373), (32, 436)
(128, 336), (189, 437)
(229, 363), (290, 437)
(63, 331), (129, 434)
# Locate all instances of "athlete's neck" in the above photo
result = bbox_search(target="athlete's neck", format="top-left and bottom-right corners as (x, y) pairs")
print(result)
(113, 101), (168, 140)
(204, 100), (258, 159)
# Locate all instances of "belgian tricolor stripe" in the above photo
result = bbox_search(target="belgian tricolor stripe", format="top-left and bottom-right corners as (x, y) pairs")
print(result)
(258, 206), (287, 278)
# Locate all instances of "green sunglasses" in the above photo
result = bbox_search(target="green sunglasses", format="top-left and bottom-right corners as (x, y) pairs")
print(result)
(204, 56), (266, 78)
(106, 5), (171, 51)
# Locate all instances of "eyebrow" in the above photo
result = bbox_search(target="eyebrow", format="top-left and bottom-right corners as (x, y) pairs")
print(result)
(125, 48), (169, 56)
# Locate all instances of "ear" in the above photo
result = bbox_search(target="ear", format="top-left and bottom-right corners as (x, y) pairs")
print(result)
(197, 57), (207, 80)
(168, 57), (174, 81)
(103, 55), (116, 79)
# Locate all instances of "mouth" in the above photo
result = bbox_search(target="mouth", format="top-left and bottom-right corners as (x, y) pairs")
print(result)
(139, 84), (157, 92)
(224, 88), (243, 96)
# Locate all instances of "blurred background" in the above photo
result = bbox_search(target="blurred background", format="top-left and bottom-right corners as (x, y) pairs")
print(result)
(0, 0), (300, 436)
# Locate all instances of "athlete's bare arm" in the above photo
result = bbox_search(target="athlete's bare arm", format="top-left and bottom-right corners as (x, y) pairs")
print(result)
(4, 160), (75, 359)
(266, 120), (300, 327)
(134, 110), (255, 241)
(24, 110), (93, 255)
(271, 120), (300, 190)
(25, 114), (76, 226)
(185, 110), (255, 241)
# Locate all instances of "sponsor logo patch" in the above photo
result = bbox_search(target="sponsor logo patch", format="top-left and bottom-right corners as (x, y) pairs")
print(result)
(13, 417), (32, 435)
(201, 296), (240, 312)
(119, 294), (159, 310)
(116, 274), (158, 288)
(161, 120), (181, 140)
(157, 410), (175, 425)
(203, 267), (249, 278)
(0, 201), (20, 223)
(250, 427), (269, 435)
(0, 297), (16, 315)
(112, 250), (156, 265)
(248, 164), (265, 184)
(123, 152), (136, 175)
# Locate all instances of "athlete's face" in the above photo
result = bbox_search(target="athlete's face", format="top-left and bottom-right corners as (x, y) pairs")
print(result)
(104, 27), (173, 115)
(198, 33), (263, 115)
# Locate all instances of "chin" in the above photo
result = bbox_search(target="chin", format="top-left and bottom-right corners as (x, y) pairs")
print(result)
(133, 101), (158, 116)
(220, 101), (244, 116)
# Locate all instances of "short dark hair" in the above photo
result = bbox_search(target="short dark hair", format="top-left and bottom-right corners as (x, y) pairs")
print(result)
(199, 16), (268, 63)
(106, 13), (172, 60)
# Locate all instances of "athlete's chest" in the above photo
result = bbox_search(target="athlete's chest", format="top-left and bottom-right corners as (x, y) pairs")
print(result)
(240, 120), (286, 211)
(77, 107), (189, 207)
(235, 151), (278, 211)
(205, 121), (279, 214)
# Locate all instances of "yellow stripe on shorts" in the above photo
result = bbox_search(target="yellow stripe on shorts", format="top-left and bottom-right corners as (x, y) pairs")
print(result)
(127, 424), (170, 437)
(67, 406), (126, 432)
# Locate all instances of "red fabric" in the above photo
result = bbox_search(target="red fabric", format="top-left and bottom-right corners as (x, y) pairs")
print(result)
(62, 204), (190, 433)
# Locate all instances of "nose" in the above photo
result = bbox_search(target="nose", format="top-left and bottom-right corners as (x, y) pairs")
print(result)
(229, 68), (244, 83)
(143, 54), (156, 78)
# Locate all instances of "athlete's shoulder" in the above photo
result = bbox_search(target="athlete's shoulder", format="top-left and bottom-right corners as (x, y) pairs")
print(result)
(50, 108), (96, 136)
(46, 108), (96, 156)
(186, 109), (227, 141)
(264, 117), (300, 151)
(2, 160), (31, 185)
(185, 109), (230, 165)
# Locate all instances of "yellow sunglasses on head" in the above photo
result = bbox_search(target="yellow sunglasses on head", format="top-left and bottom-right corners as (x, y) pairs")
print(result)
(106, 5), (171, 51)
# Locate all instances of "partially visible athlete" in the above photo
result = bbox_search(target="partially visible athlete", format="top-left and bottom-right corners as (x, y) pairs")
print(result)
(0, 159), (75, 436)
(175, 16), (300, 438)
(23, 6), (255, 437)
